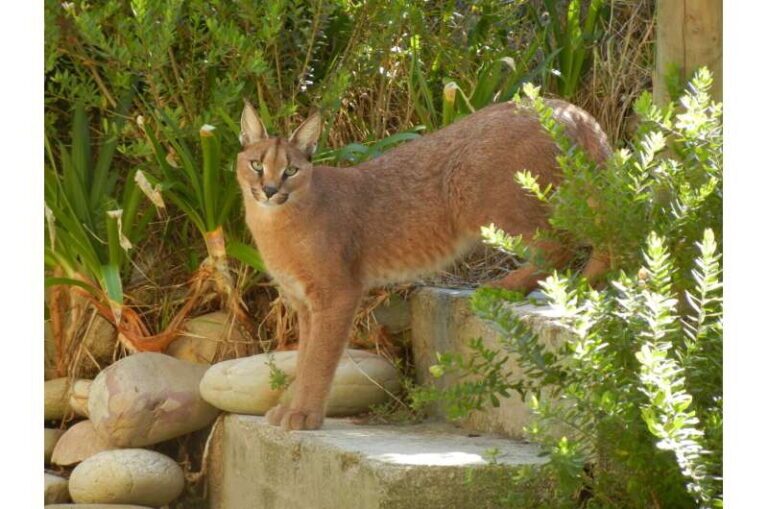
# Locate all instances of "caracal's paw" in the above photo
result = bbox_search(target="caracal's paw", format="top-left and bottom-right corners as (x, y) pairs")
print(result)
(283, 408), (324, 431)
(265, 404), (290, 426)
(265, 404), (324, 430)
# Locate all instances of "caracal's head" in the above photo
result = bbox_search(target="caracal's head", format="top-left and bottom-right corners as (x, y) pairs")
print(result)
(236, 101), (322, 207)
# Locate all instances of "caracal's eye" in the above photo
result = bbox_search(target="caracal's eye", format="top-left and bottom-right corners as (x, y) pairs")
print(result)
(284, 165), (299, 177)
(249, 161), (263, 174)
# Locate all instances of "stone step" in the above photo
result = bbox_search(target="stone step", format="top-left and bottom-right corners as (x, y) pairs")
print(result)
(409, 287), (569, 439)
(208, 415), (546, 509)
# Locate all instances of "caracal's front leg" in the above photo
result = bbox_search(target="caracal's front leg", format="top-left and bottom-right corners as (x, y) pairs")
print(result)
(275, 287), (361, 431)
(265, 299), (311, 426)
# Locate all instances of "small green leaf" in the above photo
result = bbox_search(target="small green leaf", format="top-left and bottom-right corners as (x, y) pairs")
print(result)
(100, 264), (123, 306)
(226, 241), (265, 272)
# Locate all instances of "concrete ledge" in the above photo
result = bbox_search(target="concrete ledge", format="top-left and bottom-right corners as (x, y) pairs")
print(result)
(409, 287), (569, 439)
(209, 415), (545, 509)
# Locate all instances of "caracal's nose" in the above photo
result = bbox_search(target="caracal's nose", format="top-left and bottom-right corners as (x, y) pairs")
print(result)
(264, 186), (279, 198)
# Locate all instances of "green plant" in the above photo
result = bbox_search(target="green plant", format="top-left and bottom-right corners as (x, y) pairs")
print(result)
(141, 110), (263, 341)
(438, 57), (535, 127)
(45, 104), (152, 314)
(44, 101), (156, 355)
(266, 354), (290, 391)
(633, 230), (722, 507)
(412, 338), (517, 420)
(141, 106), (265, 273)
(537, 0), (607, 99)
(425, 231), (722, 508)
(315, 128), (424, 166)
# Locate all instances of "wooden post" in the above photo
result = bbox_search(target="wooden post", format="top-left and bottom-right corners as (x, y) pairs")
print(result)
(654, 0), (723, 104)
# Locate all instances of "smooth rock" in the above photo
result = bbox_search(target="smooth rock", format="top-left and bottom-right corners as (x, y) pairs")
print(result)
(283, 350), (402, 416)
(167, 311), (246, 365)
(46, 505), (152, 508)
(45, 308), (117, 379)
(373, 293), (411, 334)
(78, 311), (117, 374)
(89, 353), (219, 447)
(51, 420), (114, 466)
(69, 380), (92, 418)
(200, 349), (400, 416)
(45, 378), (73, 421)
(69, 449), (184, 506)
(45, 428), (65, 464)
(44, 473), (70, 504)
(199, 351), (297, 415)
(44, 320), (58, 380)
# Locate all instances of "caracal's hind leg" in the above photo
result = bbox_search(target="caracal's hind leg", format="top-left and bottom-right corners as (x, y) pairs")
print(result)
(581, 249), (611, 288)
(485, 239), (574, 293)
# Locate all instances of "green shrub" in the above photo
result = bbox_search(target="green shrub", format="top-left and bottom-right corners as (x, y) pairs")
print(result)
(45, 0), (546, 139)
(416, 71), (723, 508)
(140, 109), (264, 320)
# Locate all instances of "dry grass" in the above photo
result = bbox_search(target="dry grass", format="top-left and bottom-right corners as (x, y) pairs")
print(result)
(426, 243), (521, 288)
(574, 0), (656, 145)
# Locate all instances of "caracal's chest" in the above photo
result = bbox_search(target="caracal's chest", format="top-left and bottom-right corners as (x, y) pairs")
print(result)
(245, 203), (327, 301)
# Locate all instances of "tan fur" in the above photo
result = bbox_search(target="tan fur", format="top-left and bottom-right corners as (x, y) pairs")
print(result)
(236, 99), (611, 430)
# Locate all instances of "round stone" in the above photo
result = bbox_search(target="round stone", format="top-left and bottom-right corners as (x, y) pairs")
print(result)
(200, 349), (400, 416)
(78, 311), (117, 375)
(44, 473), (70, 504)
(45, 308), (118, 379)
(69, 379), (92, 418)
(89, 353), (219, 447)
(199, 351), (297, 414)
(284, 350), (402, 416)
(166, 311), (246, 365)
(45, 378), (73, 421)
(45, 505), (152, 508)
(44, 428), (65, 464)
(373, 293), (411, 334)
(51, 420), (115, 467)
(68, 449), (184, 506)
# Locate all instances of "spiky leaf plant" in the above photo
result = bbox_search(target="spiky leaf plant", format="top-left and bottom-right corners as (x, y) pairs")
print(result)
(140, 109), (263, 351)
(537, 0), (607, 99)
(44, 100), (157, 359)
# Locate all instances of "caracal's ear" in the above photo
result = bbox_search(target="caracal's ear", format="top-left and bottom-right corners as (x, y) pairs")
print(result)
(240, 100), (268, 146)
(289, 112), (322, 158)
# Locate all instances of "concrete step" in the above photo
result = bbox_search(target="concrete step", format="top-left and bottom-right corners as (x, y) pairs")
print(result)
(208, 415), (546, 509)
(409, 287), (569, 439)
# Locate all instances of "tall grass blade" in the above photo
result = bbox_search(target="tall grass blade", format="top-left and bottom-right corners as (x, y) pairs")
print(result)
(200, 124), (221, 231)
(90, 90), (134, 207)
(442, 82), (458, 127)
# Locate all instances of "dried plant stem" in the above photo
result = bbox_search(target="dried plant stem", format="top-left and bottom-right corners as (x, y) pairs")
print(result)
(49, 267), (70, 377)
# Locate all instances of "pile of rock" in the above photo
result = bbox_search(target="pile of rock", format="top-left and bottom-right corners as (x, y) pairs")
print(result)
(44, 310), (402, 507)
(44, 352), (217, 506)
